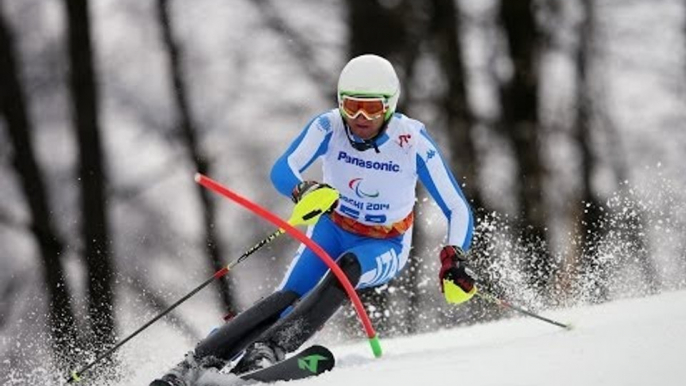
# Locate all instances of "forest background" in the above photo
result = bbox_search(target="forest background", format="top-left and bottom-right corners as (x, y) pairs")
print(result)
(1, 0), (685, 384)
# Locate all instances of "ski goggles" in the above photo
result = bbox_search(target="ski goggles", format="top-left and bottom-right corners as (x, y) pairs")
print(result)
(340, 95), (388, 120)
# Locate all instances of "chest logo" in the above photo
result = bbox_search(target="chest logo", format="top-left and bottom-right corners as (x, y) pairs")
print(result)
(337, 151), (401, 172)
(398, 134), (412, 148)
(348, 178), (380, 198)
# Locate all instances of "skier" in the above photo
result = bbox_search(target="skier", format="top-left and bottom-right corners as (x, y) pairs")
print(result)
(151, 54), (476, 386)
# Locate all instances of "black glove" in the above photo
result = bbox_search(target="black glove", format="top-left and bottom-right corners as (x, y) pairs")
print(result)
(291, 180), (335, 205)
(439, 245), (477, 303)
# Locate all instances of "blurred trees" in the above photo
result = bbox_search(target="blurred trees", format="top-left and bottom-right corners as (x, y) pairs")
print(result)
(572, 0), (607, 300)
(430, 0), (483, 209)
(0, 0), (683, 381)
(156, 0), (236, 314)
(62, 0), (117, 352)
(563, 0), (658, 302)
(497, 0), (553, 295)
(0, 3), (82, 367)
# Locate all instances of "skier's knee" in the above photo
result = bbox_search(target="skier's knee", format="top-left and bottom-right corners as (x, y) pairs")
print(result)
(337, 252), (361, 287)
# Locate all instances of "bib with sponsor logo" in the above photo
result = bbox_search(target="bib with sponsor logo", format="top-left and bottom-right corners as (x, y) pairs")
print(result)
(322, 112), (421, 226)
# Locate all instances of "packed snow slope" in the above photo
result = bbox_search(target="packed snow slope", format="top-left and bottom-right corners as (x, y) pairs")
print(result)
(312, 291), (685, 386)
(132, 290), (686, 386)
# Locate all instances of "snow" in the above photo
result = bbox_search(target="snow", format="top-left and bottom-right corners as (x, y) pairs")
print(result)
(307, 291), (686, 386)
(114, 290), (686, 386)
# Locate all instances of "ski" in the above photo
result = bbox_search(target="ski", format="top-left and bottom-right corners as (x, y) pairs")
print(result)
(150, 345), (335, 386)
(238, 345), (335, 383)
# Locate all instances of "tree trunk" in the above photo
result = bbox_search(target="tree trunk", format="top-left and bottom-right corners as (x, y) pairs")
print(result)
(498, 0), (553, 295)
(0, 5), (82, 367)
(156, 0), (236, 313)
(430, 0), (485, 210)
(345, 0), (410, 60)
(62, 0), (117, 350)
(572, 0), (659, 300)
(572, 0), (608, 300)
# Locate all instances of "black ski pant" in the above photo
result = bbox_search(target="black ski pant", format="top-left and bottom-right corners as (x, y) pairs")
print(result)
(194, 252), (362, 361)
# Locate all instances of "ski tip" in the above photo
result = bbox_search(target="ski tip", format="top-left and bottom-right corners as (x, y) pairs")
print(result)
(149, 380), (172, 386)
(307, 344), (334, 358)
(239, 344), (335, 383)
(302, 345), (336, 372)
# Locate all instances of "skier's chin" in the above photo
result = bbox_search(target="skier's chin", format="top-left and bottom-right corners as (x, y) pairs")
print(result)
(350, 124), (380, 140)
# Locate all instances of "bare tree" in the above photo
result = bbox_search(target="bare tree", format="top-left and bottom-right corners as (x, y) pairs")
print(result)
(0, 3), (83, 367)
(567, 0), (659, 302)
(569, 0), (609, 300)
(345, 0), (411, 60)
(156, 0), (236, 313)
(251, 0), (332, 96)
(497, 0), (554, 295)
(430, 0), (485, 210)
(61, 0), (117, 350)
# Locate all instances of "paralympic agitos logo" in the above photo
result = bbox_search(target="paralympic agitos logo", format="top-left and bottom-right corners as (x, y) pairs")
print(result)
(348, 178), (379, 198)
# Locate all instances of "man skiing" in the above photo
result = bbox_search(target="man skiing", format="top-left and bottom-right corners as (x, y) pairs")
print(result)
(151, 54), (476, 386)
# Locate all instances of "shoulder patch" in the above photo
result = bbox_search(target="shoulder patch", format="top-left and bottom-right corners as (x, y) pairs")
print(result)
(397, 133), (412, 148)
(317, 115), (332, 133)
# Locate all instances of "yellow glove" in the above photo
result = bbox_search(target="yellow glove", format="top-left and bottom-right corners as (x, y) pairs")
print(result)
(439, 246), (477, 304)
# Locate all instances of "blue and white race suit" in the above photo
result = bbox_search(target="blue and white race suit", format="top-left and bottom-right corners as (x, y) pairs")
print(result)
(271, 109), (474, 296)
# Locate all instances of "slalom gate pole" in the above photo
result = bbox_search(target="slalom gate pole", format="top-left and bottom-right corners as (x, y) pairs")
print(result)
(195, 174), (383, 358)
(475, 290), (573, 330)
(65, 178), (339, 384)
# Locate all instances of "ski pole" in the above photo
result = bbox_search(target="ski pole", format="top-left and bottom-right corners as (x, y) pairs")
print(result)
(475, 290), (573, 330)
(66, 182), (339, 384)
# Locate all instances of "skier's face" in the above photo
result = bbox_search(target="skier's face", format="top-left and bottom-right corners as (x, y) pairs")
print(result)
(343, 113), (385, 140)
(340, 95), (387, 140)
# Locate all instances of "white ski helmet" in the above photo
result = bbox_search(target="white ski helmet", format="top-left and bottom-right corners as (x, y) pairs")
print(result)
(337, 54), (400, 121)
